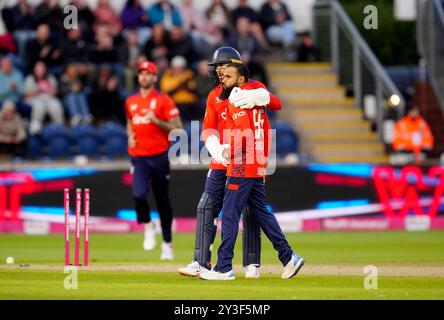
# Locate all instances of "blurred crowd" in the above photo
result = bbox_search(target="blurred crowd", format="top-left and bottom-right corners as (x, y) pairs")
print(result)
(0, 0), (303, 158)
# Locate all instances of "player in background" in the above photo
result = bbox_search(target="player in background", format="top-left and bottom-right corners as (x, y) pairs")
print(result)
(179, 47), (282, 278)
(200, 63), (304, 280)
(126, 61), (182, 260)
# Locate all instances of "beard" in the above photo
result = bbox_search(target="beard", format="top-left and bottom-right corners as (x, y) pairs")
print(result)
(219, 85), (234, 100)
(139, 81), (153, 90)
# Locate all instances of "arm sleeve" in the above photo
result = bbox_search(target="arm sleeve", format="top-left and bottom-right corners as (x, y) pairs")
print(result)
(15, 116), (27, 142)
(124, 99), (131, 119)
(422, 121), (434, 149)
(267, 93), (282, 111)
(163, 95), (180, 120)
(24, 76), (35, 95)
(201, 91), (218, 142)
(16, 73), (24, 96)
(392, 121), (403, 151)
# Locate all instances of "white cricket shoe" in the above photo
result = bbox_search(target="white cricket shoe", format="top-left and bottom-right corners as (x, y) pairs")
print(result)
(160, 242), (174, 261)
(281, 252), (305, 279)
(178, 261), (209, 277)
(200, 269), (235, 281)
(245, 264), (260, 279)
(143, 222), (156, 251)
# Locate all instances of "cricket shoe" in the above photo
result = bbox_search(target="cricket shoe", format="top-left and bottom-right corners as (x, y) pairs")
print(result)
(143, 222), (156, 251)
(281, 252), (305, 279)
(245, 264), (260, 279)
(178, 261), (209, 277)
(160, 242), (174, 261)
(200, 269), (235, 281)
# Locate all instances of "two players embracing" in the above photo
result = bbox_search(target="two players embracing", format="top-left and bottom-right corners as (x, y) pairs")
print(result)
(179, 47), (304, 280)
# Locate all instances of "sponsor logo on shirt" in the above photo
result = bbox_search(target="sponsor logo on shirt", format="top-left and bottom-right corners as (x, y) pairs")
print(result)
(132, 114), (151, 125)
(232, 111), (247, 120)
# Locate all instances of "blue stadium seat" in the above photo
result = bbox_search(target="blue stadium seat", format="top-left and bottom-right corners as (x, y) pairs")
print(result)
(276, 133), (299, 158)
(273, 121), (295, 135)
(72, 124), (100, 156)
(98, 122), (128, 158)
(41, 124), (72, 159)
(27, 134), (44, 158)
(272, 121), (299, 157)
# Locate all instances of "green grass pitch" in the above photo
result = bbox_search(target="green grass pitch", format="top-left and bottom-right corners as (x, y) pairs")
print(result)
(1, 231), (443, 299)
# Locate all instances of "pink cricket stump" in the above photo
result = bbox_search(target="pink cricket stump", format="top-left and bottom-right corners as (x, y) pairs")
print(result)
(83, 189), (90, 266)
(74, 188), (81, 266)
(64, 189), (70, 266)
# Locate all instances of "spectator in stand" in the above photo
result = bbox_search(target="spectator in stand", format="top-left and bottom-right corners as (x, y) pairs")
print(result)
(194, 24), (225, 61)
(259, 0), (296, 61)
(205, 0), (232, 37)
(60, 27), (92, 85)
(89, 25), (119, 65)
(227, 17), (269, 86)
(119, 29), (143, 91)
(297, 33), (320, 62)
(61, 27), (89, 65)
(148, 0), (183, 31)
(144, 24), (170, 72)
(0, 101), (27, 157)
(59, 63), (92, 127)
(0, 3), (16, 55)
(88, 66), (125, 125)
(93, 0), (123, 38)
(392, 105), (434, 163)
(2, 0), (36, 60)
(0, 56), (31, 119)
(24, 61), (64, 135)
(70, 0), (95, 42)
(167, 26), (196, 63)
(160, 56), (198, 122)
(180, 0), (225, 59)
(26, 24), (62, 71)
(121, 0), (148, 29)
(194, 59), (213, 119)
(34, 0), (64, 35)
(0, 56), (24, 104)
(232, 0), (269, 50)
(180, 0), (206, 34)
(121, 0), (151, 45)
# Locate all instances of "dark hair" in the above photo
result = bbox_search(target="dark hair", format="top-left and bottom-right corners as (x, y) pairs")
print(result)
(126, 0), (139, 7)
(228, 62), (249, 82)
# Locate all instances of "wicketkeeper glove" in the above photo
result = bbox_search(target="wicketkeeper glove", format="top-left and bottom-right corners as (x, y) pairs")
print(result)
(205, 134), (229, 166)
(229, 87), (271, 109)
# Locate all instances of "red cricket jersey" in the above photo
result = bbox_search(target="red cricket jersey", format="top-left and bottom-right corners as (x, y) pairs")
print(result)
(202, 80), (280, 170)
(225, 83), (272, 178)
(125, 89), (180, 157)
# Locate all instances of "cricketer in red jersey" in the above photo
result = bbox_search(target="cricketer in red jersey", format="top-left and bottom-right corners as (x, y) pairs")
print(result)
(202, 80), (281, 170)
(126, 61), (182, 260)
(178, 47), (282, 279)
(201, 63), (304, 281)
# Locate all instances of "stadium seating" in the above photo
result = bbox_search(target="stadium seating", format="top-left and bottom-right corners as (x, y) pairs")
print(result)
(27, 134), (44, 158)
(97, 121), (128, 158)
(72, 124), (100, 157)
(272, 121), (299, 158)
(41, 124), (72, 159)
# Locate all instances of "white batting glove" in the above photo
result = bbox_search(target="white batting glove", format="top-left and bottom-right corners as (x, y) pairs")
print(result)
(229, 88), (271, 109)
(205, 134), (229, 166)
